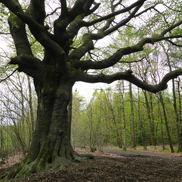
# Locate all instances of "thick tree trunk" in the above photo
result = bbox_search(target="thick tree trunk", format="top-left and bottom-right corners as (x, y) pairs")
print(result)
(2, 77), (90, 180)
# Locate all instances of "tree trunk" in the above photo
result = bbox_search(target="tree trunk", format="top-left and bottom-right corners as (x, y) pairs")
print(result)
(2, 77), (90, 180)
(159, 93), (174, 153)
(171, 78), (182, 152)
(104, 92), (122, 148)
(120, 81), (126, 150)
(158, 100), (165, 151)
(68, 89), (73, 142)
(165, 48), (182, 152)
(149, 92), (155, 147)
(27, 75), (35, 144)
(177, 80), (182, 152)
(137, 88), (146, 149)
(129, 82), (136, 149)
(143, 90), (156, 146)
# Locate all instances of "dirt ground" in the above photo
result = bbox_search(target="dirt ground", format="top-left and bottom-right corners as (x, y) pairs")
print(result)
(0, 148), (182, 182)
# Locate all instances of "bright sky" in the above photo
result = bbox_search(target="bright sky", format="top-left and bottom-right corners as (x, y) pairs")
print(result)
(73, 81), (116, 102)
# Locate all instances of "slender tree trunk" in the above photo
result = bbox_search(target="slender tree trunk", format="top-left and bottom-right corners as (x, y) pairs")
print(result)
(158, 100), (165, 150)
(143, 90), (155, 146)
(168, 60), (181, 152)
(170, 78), (182, 152)
(177, 80), (182, 152)
(149, 93), (155, 147)
(129, 82), (136, 149)
(137, 88), (146, 149)
(163, 48), (182, 152)
(116, 98), (123, 149)
(88, 104), (96, 152)
(121, 81), (126, 150)
(159, 93), (174, 153)
(104, 92), (122, 148)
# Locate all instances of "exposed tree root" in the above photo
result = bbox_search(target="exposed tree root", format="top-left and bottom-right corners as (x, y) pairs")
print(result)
(0, 150), (94, 181)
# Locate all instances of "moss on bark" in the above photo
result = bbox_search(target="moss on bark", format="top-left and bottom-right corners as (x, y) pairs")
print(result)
(0, 79), (94, 181)
(0, 142), (93, 181)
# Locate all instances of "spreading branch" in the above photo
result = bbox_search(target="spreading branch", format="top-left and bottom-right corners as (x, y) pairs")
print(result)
(27, 0), (46, 25)
(167, 40), (182, 47)
(82, 0), (147, 27)
(74, 19), (182, 70)
(9, 55), (45, 80)
(68, 0), (160, 61)
(60, 0), (68, 18)
(76, 69), (182, 93)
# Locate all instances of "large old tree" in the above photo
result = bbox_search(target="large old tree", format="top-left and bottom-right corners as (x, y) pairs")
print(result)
(0, 0), (182, 180)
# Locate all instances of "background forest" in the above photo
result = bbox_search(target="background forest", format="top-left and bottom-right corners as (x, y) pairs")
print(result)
(0, 35), (182, 156)
(71, 36), (182, 153)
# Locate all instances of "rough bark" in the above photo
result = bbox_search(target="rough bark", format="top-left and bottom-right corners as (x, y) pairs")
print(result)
(1, 76), (90, 180)
(1, 0), (182, 180)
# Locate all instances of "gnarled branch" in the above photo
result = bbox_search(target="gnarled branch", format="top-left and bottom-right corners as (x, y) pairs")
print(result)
(74, 28), (182, 70)
(27, 0), (46, 25)
(82, 0), (147, 27)
(76, 69), (182, 93)
(9, 55), (45, 80)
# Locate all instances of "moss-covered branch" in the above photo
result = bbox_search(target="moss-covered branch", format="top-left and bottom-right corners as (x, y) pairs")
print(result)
(9, 55), (45, 79)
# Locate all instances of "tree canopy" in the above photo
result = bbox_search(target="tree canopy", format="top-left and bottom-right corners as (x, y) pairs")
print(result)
(0, 0), (182, 91)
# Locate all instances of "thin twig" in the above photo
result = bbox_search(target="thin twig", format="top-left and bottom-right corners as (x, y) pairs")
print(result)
(0, 68), (18, 83)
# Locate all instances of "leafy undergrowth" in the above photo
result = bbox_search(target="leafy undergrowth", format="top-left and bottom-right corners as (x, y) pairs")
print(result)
(0, 148), (182, 182)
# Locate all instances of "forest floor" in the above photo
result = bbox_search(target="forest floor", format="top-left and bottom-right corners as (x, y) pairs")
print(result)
(0, 147), (182, 181)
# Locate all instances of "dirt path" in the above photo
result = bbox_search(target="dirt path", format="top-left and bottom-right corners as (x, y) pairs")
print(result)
(103, 148), (182, 160)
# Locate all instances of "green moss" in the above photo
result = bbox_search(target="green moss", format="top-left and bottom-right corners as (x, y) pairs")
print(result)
(41, 65), (61, 97)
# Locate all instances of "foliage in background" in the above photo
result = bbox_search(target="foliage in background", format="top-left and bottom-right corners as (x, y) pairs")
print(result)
(0, 72), (36, 156)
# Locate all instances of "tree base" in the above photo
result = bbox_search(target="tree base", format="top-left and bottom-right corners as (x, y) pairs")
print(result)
(0, 151), (94, 181)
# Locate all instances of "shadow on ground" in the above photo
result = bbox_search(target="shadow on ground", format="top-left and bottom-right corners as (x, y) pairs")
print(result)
(0, 148), (182, 182)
